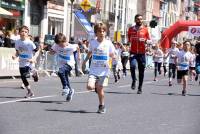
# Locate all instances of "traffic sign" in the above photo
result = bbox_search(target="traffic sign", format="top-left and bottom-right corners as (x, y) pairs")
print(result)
(80, 0), (92, 12)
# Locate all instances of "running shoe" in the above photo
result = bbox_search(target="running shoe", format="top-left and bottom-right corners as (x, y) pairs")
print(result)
(195, 75), (198, 81)
(131, 81), (136, 90)
(182, 90), (186, 96)
(32, 70), (39, 82)
(97, 105), (106, 114)
(20, 84), (25, 89)
(62, 88), (70, 96)
(169, 81), (172, 86)
(66, 89), (74, 102)
(24, 92), (34, 98)
(137, 89), (142, 94)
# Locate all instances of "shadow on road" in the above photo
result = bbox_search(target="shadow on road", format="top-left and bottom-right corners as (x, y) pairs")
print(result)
(152, 92), (200, 97)
(0, 96), (24, 99)
(20, 100), (65, 104)
(105, 91), (134, 95)
(45, 109), (96, 114)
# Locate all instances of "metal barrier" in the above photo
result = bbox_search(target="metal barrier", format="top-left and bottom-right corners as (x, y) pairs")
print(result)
(0, 48), (20, 77)
(0, 48), (130, 78)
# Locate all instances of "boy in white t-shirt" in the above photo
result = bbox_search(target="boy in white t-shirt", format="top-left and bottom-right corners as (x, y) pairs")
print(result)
(12, 25), (40, 98)
(175, 41), (193, 96)
(82, 23), (115, 114)
(50, 33), (80, 102)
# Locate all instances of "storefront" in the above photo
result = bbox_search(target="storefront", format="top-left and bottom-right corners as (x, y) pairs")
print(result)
(0, 0), (25, 30)
(47, 1), (64, 35)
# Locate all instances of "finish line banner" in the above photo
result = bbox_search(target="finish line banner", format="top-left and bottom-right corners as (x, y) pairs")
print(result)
(188, 26), (200, 37)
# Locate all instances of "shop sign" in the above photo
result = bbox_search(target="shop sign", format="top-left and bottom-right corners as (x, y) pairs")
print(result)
(10, 10), (21, 17)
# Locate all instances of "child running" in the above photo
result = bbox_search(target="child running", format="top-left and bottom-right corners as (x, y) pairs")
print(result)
(175, 41), (193, 96)
(50, 33), (80, 102)
(166, 40), (179, 86)
(82, 23), (115, 114)
(153, 43), (163, 81)
(12, 25), (39, 98)
(112, 42), (125, 83)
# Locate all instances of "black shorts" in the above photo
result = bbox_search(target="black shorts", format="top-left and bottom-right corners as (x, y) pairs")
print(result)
(19, 66), (31, 78)
(177, 70), (188, 79)
(189, 67), (195, 70)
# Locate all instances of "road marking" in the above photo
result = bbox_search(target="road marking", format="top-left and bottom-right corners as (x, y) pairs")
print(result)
(0, 95), (57, 105)
(0, 78), (167, 105)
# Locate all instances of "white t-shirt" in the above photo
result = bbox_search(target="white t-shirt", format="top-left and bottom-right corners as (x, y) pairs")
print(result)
(51, 43), (77, 68)
(168, 47), (179, 64)
(112, 48), (122, 65)
(89, 39), (115, 76)
(176, 51), (192, 70)
(153, 48), (163, 63)
(15, 39), (36, 68)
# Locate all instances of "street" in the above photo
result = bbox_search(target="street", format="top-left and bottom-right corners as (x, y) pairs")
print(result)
(0, 69), (200, 134)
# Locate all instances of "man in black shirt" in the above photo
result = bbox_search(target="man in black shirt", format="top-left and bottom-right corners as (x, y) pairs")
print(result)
(195, 40), (200, 83)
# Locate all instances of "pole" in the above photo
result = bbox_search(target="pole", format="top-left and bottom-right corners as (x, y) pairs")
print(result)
(69, 0), (74, 39)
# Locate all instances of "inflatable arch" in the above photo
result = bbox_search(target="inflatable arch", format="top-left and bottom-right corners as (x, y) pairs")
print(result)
(160, 20), (200, 50)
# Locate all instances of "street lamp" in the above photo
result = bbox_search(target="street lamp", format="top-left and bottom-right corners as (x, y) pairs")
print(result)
(69, 0), (74, 39)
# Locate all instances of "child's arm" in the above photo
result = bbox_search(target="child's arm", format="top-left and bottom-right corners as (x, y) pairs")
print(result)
(29, 48), (40, 63)
(82, 51), (92, 71)
(12, 50), (19, 60)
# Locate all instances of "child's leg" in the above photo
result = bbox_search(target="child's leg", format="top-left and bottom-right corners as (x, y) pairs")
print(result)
(96, 84), (105, 106)
(154, 62), (158, 79)
(87, 75), (96, 90)
(163, 63), (167, 76)
(58, 65), (72, 89)
(182, 75), (188, 91)
(158, 62), (162, 74)
(172, 64), (176, 79)
(177, 70), (182, 84)
(112, 64), (117, 82)
(96, 76), (108, 105)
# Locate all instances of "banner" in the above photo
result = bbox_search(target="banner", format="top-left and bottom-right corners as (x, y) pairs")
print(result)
(188, 26), (200, 37)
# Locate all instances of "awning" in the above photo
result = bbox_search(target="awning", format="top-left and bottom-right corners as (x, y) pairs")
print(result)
(0, 7), (13, 16)
(74, 10), (94, 38)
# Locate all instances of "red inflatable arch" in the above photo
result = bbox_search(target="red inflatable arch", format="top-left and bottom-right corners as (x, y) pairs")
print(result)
(160, 20), (200, 50)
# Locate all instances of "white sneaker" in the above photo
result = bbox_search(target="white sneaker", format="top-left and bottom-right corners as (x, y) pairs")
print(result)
(66, 89), (74, 102)
(25, 92), (34, 98)
(62, 88), (70, 96)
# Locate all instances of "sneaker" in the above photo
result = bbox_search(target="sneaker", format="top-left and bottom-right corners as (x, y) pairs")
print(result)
(169, 81), (172, 86)
(137, 89), (142, 94)
(115, 79), (118, 83)
(195, 75), (198, 81)
(62, 88), (70, 96)
(20, 84), (25, 89)
(97, 105), (106, 114)
(131, 81), (136, 90)
(32, 70), (39, 82)
(154, 78), (157, 81)
(66, 89), (74, 102)
(24, 92), (34, 98)
(182, 90), (186, 96)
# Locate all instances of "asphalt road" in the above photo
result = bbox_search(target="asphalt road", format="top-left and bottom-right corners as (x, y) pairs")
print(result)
(0, 69), (200, 134)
